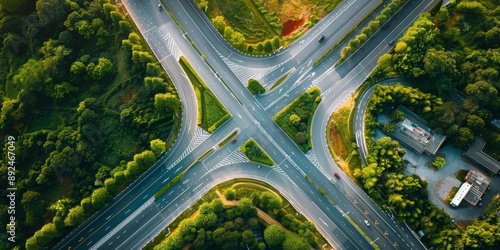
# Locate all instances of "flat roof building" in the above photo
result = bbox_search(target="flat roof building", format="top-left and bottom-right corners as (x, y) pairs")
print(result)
(463, 137), (500, 175)
(378, 106), (446, 155)
(464, 168), (491, 206)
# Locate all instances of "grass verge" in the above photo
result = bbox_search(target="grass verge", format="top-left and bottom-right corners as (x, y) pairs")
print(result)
(240, 138), (274, 166)
(178, 56), (230, 132)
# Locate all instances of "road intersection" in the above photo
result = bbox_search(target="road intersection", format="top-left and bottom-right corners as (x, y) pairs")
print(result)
(54, 0), (440, 249)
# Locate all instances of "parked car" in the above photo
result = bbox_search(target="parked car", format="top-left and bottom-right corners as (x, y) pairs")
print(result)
(334, 172), (340, 179)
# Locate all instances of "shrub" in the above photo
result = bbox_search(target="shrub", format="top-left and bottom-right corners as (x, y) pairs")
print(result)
(248, 79), (266, 95)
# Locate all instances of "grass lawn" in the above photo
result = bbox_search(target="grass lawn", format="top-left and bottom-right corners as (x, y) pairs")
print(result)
(240, 138), (275, 166)
(327, 94), (363, 176)
(274, 86), (321, 153)
(179, 56), (230, 133)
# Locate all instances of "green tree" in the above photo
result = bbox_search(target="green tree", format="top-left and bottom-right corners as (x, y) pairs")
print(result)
(91, 57), (114, 80)
(91, 187), (111, 209)
(134, 150), (157, 171)
(212, 16), (226, 34)
(224, 188), (236, 201)
(104, 177), (118, 194)
(383, 123), (395, 133)
(154, 93), (179, 113)
(36, 0), (67, 26)
(238, 198), (256, 217)
(264, 40), (273, 53)
(81, 197), (93, 213)
(64, 205), (85, 227)
(260, 192), (282, 215)
(264, 225), (285, 247)
(465, 81), (498, 107)
(431, 157), (446, 170)
(283, 233), (310, 250)
(467, 115), (485, 133)
(150, 139), (166, 156)
(242, 229), (256, 246)
(391, 109), (404, 122)
(289, 114), (301, 126)
(21, 191), (45, 226)
(452, 127), (475, 149)
(295, 132), (308, 144)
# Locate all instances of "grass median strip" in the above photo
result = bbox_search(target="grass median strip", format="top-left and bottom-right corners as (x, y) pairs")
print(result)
(218, 130), (239, 148)
(154, 172), (185, 199)
(187, 147), (215, 170)
(270, 72), (290, 91)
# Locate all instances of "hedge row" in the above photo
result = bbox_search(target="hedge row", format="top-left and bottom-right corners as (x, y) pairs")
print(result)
(338, 0), (408, 64)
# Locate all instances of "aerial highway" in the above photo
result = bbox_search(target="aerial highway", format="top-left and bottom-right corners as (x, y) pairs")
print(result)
(54, 0), (440, 249)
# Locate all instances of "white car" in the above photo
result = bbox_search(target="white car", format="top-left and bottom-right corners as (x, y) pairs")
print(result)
(364, 220), (370, 226)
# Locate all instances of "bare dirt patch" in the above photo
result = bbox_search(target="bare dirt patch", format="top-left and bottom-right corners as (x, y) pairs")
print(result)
(118, 86), (138, 106)
(281, 18), (306, 37)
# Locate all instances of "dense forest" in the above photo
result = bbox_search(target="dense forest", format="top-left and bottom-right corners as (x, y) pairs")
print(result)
(0, 0), (180, 249)
(357, 0), (500, 249)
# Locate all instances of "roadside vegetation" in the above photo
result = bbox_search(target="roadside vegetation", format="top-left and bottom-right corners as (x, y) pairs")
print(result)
(151, 179), (328, 250)
(327, 95), (361, 178)
(0, 0), (181, 249)
(274, 86), (321, 153)
(179, 56), (231, 132)
(337, 0), (408, 65)
(313, 0), (384, 67)
(248, 78), (266, 95)
(241, 138), (274, 166)
(194, 0), (343, 55)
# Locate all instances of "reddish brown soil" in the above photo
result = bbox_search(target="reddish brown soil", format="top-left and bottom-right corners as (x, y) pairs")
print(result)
(281, 18), (305, 37)
(118, 86), (138, 106)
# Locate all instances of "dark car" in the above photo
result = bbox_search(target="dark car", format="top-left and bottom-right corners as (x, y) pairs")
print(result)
(231, 138), (237, 144)
(158, 4), (162, 11)
(334, 172), (340, 179)
(318, 35), (325, 43)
